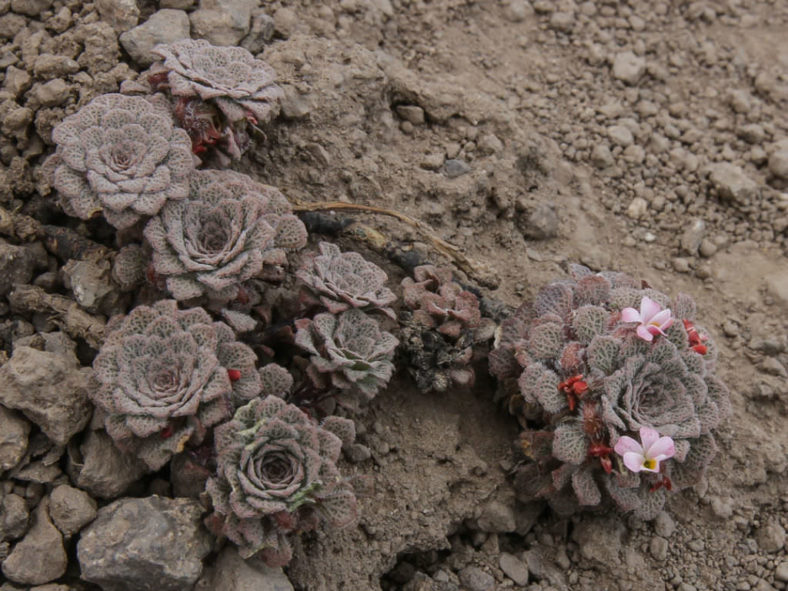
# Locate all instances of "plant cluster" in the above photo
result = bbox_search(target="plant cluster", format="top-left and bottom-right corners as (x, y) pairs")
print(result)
(205, 396), (357, 566)
(147, 39), (284, 162)
(90, 300), (260, 470)
(47, 93), (193, 229)
(489, 265), (731, 519)
(143, 169), (307, 303)
(42, 38), (382, 567)
(399, 265), (491, 392)
(294, 243), (399, 409)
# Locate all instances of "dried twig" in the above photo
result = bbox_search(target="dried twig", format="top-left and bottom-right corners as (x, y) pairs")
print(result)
(292, 201), (498, 288)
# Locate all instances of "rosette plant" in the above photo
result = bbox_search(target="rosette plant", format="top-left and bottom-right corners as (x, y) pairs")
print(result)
(489, 265), (731, 519)
(297, 242), (397, 318)
(205, 396), (357, 566)
(91, 300), (262, 470)
(399, 265), (490, 392)
(48, 93), (193, 229)
(294, 309), (398, 403)
(148, 39), (284, 160)
(143, 169), (307, 303)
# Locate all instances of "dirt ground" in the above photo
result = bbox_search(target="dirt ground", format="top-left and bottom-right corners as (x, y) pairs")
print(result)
(1, 0), (787, 589)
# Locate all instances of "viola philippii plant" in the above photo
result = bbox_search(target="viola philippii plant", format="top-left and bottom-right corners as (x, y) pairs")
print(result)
(489, 265), (731, 519)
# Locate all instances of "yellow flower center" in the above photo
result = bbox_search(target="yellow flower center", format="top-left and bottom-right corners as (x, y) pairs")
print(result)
(643, 458), (657, 470)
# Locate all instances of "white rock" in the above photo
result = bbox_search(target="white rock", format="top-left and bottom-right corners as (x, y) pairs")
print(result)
(119, 9), (190, 67)
(612, 51), (646, 85)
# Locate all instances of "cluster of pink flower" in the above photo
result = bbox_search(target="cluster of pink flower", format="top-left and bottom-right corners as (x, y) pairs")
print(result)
(616, 297), (677, 475)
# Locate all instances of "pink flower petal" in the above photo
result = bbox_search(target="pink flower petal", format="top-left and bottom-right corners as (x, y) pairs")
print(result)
(636, 325), (654, 341)
(639, 427), (660, 451)
(614, 435), (642, 456)
(622, 451), (645, 472)
(661, 316), (674, 331)
(621, 307), (641, 323)
(647, 436), (675, 461)
(639, 296), (662, 322)
(650, 309), (673, 328)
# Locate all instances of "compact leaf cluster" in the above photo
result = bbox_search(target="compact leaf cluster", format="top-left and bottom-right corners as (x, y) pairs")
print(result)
(45, 39), (401, 567)
(490, 265), (731, 519)
(399, 265), (492, 392)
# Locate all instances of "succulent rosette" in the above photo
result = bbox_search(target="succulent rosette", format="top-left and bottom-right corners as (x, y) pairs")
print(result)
(399, 264), (491, 392)
(401, 265), (482, 338)
(297, 242), (397, 318)
(91, 300), (262, 470)
(490, 265), (731, 519)
(148, 39), (284, 159)
(295, 309), (398, 401)
(49, 93), (193, 229)
(144, 169), (307, 302)
(205, 396), (357, 566)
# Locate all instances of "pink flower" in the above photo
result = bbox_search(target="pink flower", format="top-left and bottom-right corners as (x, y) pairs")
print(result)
(621, 296), (674, 342)
(614, 427), (675, 473)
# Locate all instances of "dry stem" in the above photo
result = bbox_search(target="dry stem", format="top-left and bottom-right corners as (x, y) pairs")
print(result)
(292, 201), (498, 288)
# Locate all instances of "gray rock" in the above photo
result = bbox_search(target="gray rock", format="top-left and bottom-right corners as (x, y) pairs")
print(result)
(549, 11), (574, 32)
(0, 406), (30, 471)
(768, 150), (788, 179)
(443, 159), (471, 178)
(68, 429), (146, 499)
(197, 546), (294, 591)
(2, 499), (66, 585)
(612, 51), (646, 85)
(272, 7), (298, 38)
(241, 10), (275, 54)
(608, 125), (634, 147)
(0, 493), (29, 541)
(514, 501), (543, 535)
(30, 79), (70, 107)
(119, 9), (190, 67)
(776, 561), (788, 582)
(755, 520), (786, 553)
(96, 0), (139, 32)
(708, 162), (759, 205)
(649, 536), (668, 561)
(499, 552), (529, 585)
(591, 144), (614, 168)
(506, 0), (531, 22)
(0, 240), (38, 296)
(33, 54), (80, 78)
(680, 218), (706, 255)
(344, 443), (372, 463)
(765, 269), (788, 309)
(521, 548), (566, 587)
(0, 346), (92, 446)
(737, 123), (765, 144)
(160, 0), (194, 9)
(62, 258), (118, 314)
(476, 500), (516, 533)
(520, 203), (559, 240)
(280, 85), (312, 119)
(48, 484), (97, 536)
(396, 105), (425, 125)
(698, 238), (717, 258)
(653, 511), (676, 538)
(78, 496), (212, 591)
(572, 515), (624, 565)
(626, 197), (648, 219)
(10, 0), (52, 16)
(458, 566), (494, 591)
(191, 0), (256, 46)
(3, 66), (31, 99)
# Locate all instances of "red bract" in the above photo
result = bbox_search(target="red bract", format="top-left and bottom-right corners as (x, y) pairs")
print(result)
(649, 475), (673, 493)
(559, 374), (588, 411)
(683, 319), (708, 355)
(227, 369), (241, 382)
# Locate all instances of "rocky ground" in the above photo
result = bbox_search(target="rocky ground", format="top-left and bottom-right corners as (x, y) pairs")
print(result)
(0, 0), (786, 590)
